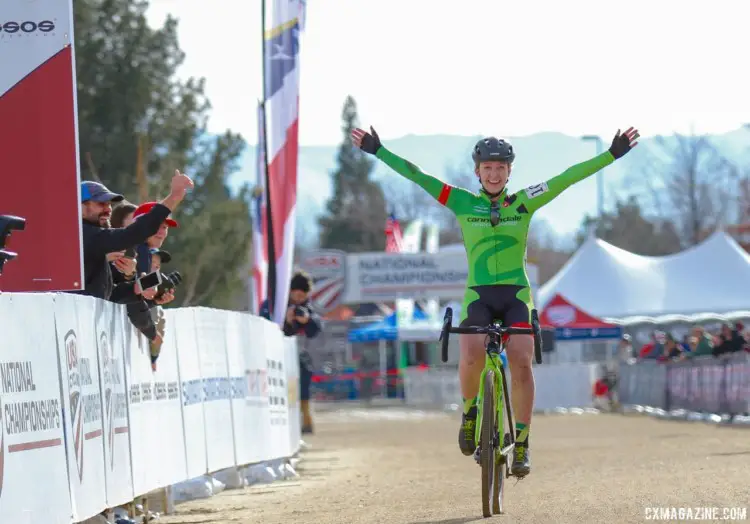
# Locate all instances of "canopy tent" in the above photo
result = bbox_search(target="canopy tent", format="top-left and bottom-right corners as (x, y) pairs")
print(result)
(537, 230), (750, 321)
(398, 303), (443, 342)
(347, 313), (398, 342)
(540, 294), (622, 341)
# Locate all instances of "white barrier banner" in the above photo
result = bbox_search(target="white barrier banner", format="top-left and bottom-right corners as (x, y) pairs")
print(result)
(126, 312), (187, 496)
(0, 294), (71, 524)
(284, 336), (301, 455)
(173, 308), (207, 479)
(226, 312), (253, 466)
(54, 294), (107, 521)
(343, 251), (469, 303)
(193, 307), (235, 472)
(266, 323), (290, 459)
(92, 299), (133, 507)
(242, 316), (272, 464)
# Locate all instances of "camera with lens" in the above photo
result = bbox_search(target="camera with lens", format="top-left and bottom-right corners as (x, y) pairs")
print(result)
(0, 214), (26, 275)
(294, 304), (309, 317)
(154, 270), (182, 300)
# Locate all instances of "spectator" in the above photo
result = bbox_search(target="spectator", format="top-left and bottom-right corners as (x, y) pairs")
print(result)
(260, 270), (322, 435)
(640, 331), (665, 359)
(657, 333), (684, 361)
(616, 334), (634, 361)
(130, 202), (178, 306)
(75, 173), (192, 301)
(712, 323), (745, 356)
(110, 202), (137, 229)
(687, 325), (714, 357)
(121, 201), (180, 370)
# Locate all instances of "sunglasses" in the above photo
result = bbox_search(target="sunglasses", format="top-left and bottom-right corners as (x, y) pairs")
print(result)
(490, 201), (500, 226)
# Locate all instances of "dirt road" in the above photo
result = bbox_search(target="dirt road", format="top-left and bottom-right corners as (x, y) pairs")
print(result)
(160, 408), (750, 523)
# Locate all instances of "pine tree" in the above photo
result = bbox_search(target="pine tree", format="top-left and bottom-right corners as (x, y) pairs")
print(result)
(319, 96), (386, 252)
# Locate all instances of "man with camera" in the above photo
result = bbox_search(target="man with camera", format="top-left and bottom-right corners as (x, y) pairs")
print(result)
(260, 270), (321, 434)
(121, 202), (185, 370)
(75, 171), (193, 301)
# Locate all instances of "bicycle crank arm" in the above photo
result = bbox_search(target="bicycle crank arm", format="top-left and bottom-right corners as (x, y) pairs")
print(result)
(499, 442), (515, 457)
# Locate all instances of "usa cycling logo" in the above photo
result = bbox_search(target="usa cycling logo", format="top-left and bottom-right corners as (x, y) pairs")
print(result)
(65, 329), (85, 480)
(99, 331), (115, 471)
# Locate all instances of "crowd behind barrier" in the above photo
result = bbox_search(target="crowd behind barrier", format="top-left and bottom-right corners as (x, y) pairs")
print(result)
(618, 353), (750, 415)
(0, 292), (300, 524)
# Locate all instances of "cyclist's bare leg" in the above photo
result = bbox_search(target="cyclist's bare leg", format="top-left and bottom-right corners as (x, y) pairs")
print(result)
(505, 333), (534, 475)
(456, 333), (486, 456)
(458, 333), (486, 403)
(505, 334), (535, 426)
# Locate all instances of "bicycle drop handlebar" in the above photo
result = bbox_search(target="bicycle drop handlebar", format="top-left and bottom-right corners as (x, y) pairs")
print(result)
(439, 307), (543, 365)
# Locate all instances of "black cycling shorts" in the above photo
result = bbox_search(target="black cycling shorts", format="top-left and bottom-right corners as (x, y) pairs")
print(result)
(459, 285), (532, 329)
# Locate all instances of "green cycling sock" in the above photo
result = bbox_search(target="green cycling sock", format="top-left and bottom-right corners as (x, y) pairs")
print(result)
(515, 422), (529, 444)
(462, 397), (477, 415)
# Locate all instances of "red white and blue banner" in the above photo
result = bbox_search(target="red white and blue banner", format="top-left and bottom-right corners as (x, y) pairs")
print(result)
(251, 101), (268, 315)
(263, 0), (305, 325)
(0, 0), (84, 292)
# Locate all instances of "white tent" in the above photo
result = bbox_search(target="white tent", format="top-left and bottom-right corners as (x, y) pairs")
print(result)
(537, 230), (750, 321)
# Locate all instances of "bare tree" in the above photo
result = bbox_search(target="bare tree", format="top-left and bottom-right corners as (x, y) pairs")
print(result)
(637, 133), (740, 246)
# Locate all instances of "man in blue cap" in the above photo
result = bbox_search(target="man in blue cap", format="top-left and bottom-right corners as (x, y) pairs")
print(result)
(76, 170), (193, 301)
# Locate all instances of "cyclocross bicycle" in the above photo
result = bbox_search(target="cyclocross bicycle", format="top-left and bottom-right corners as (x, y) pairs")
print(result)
(439, 308), (543, 518)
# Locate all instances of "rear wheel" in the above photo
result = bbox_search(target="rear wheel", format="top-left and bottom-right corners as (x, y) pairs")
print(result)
(480, 371), (496, 518)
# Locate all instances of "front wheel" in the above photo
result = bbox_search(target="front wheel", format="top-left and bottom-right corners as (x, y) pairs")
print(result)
(480, 370), (497, 518)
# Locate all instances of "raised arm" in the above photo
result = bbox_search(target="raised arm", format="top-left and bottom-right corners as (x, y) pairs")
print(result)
(352, 126), (466, 211)
(522, 127), (639, 214)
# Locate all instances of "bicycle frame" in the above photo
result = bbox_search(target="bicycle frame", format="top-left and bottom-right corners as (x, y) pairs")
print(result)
(473, 330), (516, 462)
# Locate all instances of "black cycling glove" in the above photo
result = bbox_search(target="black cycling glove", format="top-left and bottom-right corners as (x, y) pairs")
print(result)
(359, 126), (382, 155)
(608, 128), (639, 159)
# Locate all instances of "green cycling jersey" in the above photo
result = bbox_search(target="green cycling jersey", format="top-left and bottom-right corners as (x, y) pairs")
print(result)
(374, 146), (614, 290)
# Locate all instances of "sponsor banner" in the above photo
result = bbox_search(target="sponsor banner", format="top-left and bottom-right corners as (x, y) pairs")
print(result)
(53, 293), (107, 521)
(91, 299), (133, 507)
(193, 307), (235, 473)
(343, 251), (469, 303)
(284, 336), (301, 455)
(226, 311), (254, 466)
(0, 293), (70, 524)
(241, 315), (272, 464)
(0, 0), (84, 292)
(266, 323), (290, 460)
(297, 249), (347, 313)
(172, 308), (208, 480)
(126, 310), (187, 496)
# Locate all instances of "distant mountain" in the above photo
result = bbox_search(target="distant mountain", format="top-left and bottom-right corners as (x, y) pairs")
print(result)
(229, 127), (750, 246)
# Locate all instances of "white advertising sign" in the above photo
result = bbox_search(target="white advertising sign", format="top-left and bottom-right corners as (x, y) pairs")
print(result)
(93, 299), (133, 507)
(126, 310), (187, 496)
(193, 307), (236, 473)
(54, 294), (107, 521)
(343, 251), (469, 303)
(0, 294), (71, 524)
(172, 308), (208, 480)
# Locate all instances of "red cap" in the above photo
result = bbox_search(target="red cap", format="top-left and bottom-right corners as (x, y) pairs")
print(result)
(133, 202), (179, 227)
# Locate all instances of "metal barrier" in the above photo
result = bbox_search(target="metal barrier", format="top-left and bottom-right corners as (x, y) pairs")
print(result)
(618, 353), (750, 414)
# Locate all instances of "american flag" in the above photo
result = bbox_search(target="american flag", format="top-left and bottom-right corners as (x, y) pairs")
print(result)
(385, 214), (403, 253)
(263, 0), (305, 324)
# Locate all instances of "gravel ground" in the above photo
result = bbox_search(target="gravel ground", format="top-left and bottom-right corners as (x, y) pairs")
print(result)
(159, 408), (750, 524)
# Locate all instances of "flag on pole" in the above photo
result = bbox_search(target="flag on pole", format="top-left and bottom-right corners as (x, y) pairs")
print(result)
(263, 0), (305, 325)
(385, 213), (403, 253)
(250, 101), (268, 315)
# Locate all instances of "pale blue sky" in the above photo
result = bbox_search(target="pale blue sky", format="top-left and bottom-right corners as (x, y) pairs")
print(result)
(146, 0), (750, 146)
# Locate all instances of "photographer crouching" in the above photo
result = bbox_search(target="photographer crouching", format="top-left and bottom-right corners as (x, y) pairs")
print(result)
(260, 270), (321, 434)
